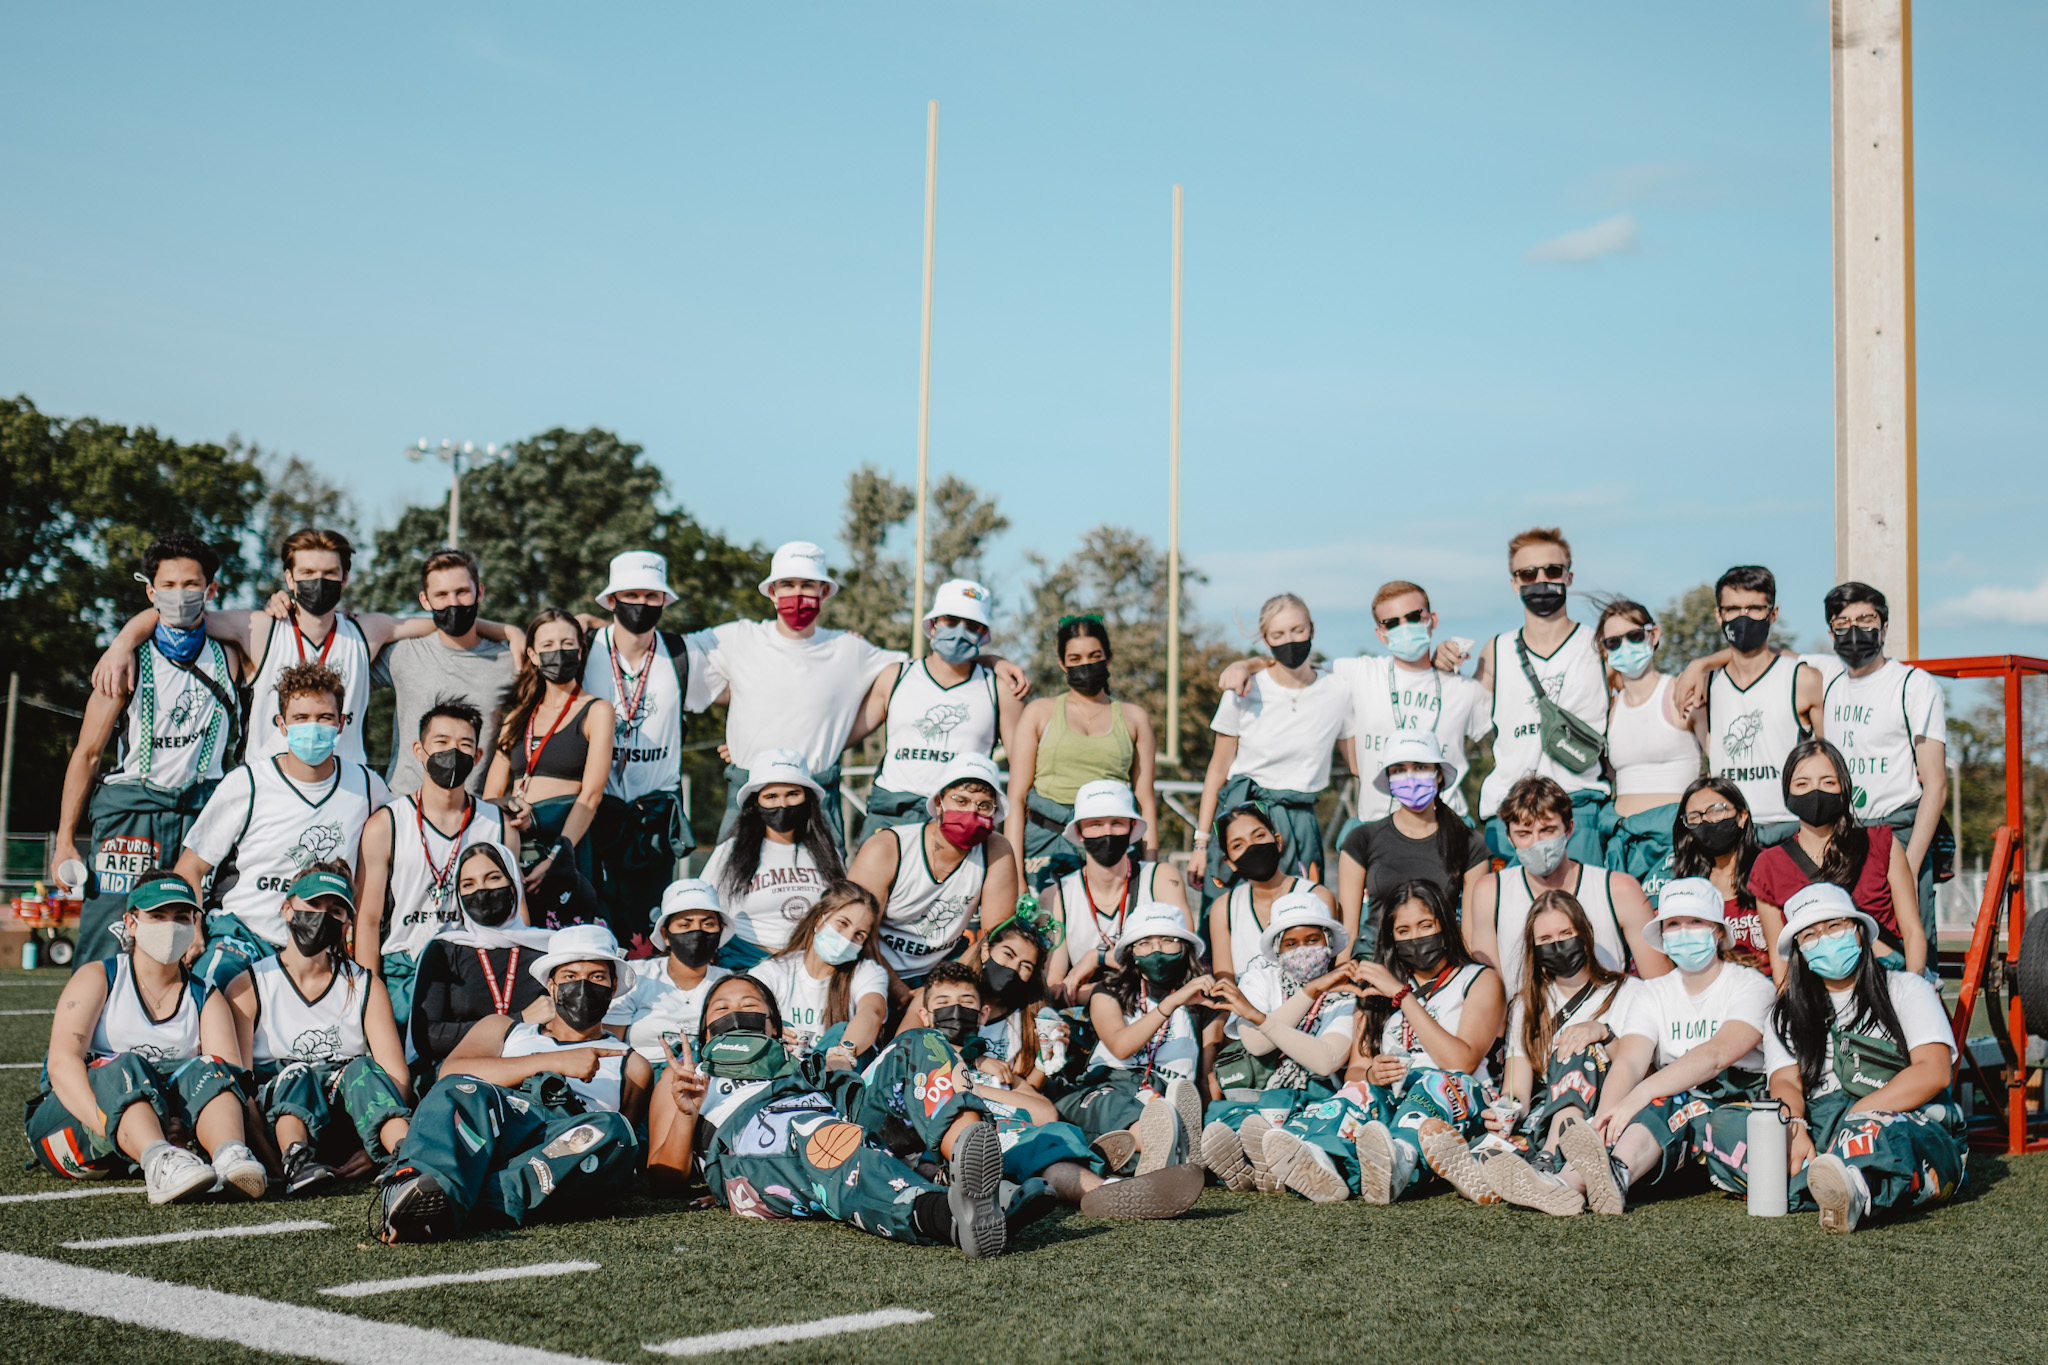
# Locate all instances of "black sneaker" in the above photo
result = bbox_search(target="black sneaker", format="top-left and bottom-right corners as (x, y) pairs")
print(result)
(283, 1141), (338, 1197)
(1529, 1148), (1564, 1177)
(947, 1121), (1006, 1259)
(368, 1166), (453, 1244)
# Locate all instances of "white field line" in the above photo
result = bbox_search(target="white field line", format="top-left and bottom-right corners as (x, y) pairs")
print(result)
(0, 1062), (45, 1069)
(644, 1308), (936, 1357)
(0, 1250), (609, 1365)
(0, 1009), (54, 1016)
(0, 1184), (145, 1205)
(320, 1260), (601, 1298)
(64, 1219), (331, 1249)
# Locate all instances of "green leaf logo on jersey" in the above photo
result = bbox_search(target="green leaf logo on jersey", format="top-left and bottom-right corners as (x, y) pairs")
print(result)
(1722, 710), (1762, 760)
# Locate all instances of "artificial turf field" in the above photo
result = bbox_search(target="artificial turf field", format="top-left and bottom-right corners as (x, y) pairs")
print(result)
(0, 967), (2039, 1365)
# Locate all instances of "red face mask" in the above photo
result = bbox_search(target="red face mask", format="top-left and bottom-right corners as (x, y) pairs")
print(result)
(938, 809), (995, 851)
(777, 594), (822, 631)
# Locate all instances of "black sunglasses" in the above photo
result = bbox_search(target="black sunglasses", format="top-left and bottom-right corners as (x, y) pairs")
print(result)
(1512, 564), (1569, 583)
(1378, 607), (1428, 630)
(1599, 627), (1652, 651)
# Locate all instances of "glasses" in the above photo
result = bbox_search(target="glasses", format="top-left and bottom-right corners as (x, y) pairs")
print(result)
(1057, 612), (1104, 627)
(1599, 627), (1652, 651)
(1511, 564), (1569, 584)
(1682, 802), (1737, 826)
(1378, 607), (1428, 630)
(1830, 614), (1883, 630)
(1718, 604), (1772, 620)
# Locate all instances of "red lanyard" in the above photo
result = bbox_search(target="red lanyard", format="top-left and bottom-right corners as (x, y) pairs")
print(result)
(522, 684), (582, 775)
(475, 946), (521, 1017)
(416, 797), (475, 904)
(291, 615), (337, 667)
(1135, 984), (1173, 1082)
(1397, 962), (1459, 1053)
(1082, 869), (1131, 947)
(608, 629), (654, 733)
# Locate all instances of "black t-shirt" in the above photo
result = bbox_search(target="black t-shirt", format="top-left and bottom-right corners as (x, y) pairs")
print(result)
(1340, 815), (1491, 918)
(411, 938), (550, 1061)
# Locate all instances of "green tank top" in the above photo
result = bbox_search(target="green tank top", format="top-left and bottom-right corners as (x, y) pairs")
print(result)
(1033, 693), (1136, 804)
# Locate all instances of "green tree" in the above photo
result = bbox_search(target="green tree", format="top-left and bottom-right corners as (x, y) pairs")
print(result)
(832, 466), (915, 651)
(1653, 582), (1797, 669)
(927, 473), (1009, 587)
(232, 437), (360, 581)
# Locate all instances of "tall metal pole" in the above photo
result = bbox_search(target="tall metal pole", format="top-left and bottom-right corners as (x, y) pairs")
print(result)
(0, 673), (18, 862)
(911, 99), (938, 658)
(1164, 185), (1184, 767)
(448, 461), (462, 549)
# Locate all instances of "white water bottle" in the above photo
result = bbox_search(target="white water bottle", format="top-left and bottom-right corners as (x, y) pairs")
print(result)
(1746, 1101), (1789, 1217)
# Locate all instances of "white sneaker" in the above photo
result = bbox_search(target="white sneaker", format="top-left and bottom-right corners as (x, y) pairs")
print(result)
(144, 1145), (216, 1206)
(209, 1141), (269, 1201)
(1264, 1130), (1349, 1203)
(1200, 1121), (1255, 1192)
(1806, 1154), (1870, 1234)
(1165, 1078), (1203, 1159)
(1422, 1127), (1501, 1205)
(1134, 1099), (1178, 1175)
(1239, 1114), (1283, 1193)
(1354, 1121), (1399, 1205)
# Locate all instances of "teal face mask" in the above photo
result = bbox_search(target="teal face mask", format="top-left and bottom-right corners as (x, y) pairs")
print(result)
(1607, 639), (1655, 678)
(284, 722), (340, 764)
(1800, 928), (1864, 980)
(1661, 927), (1720, 972)
(1386, 622), (1432, 662)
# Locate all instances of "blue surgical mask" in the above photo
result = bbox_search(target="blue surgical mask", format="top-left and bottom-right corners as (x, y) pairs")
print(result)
(1661, 927), (1720, 972)
(1800, 928), (1864, 980)
(1386, 621), (1432, 663)
(1607, 639), (1655, 679)
(284, 722), (340, 765)
(153, 620), (207, 665)
(929, 623), (984, 666)
(814, 926), (863, 966)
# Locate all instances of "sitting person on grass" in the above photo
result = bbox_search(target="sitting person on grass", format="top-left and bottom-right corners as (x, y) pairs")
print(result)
(750, 881), (891, 1060)
(605, 877), (733, 1070)
(408, 842), (555, 1067)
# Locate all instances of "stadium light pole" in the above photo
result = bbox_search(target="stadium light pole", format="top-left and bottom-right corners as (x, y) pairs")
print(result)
(406, 439), (506, 549)
(1163, 185), (1184, 769)
(911, 99), (938, 659)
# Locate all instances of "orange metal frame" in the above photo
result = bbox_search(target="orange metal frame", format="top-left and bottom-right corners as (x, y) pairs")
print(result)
(1914, 655), (2048, 1154)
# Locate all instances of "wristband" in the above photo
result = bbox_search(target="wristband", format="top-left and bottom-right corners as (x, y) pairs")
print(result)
(1390, 984), (1413, 1008)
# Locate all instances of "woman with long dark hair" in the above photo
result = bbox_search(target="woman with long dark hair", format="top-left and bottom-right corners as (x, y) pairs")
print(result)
(1697, 883), (1964, 1232)
(1334, 731), (1489, 957)
(1746, 738), (1922, 977)
(1668, 775), (1768, 970)
(702, 749), (845, 971)
(750, 881), (889, 1059)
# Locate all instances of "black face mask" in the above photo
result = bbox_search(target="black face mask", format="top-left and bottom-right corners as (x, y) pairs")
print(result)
(292, 576), (343, 616)
(424, 749), (475, 790)
(1519, 583), (1567, 618)
(931, 1004), (980, 1047)
(1065, 661), (1110, 695)
(431, 601), (479, 637)
(1690, 815), (1745, 856)
(1231, 841), (1282, 884)
(537, 648), (582, 685)
(1392, 932), (1448, 976)
(1082, 831), (1131, 867)
(1721, 615), (1772, 653)
(705, 1010), (770, 1039)
(760, 801), (808, 834)
(1832, 624), (1884, 667)
(462, 884), (518, 927)
(1271, 638), (1313, 669)
(615, 601), (665, 635)
(668, 928), (720, 969)
(553, 978), (615, 1032)
(1533, 938), (1588, 979)
(981, 961), (1026, 1003)
(1787, 789), (1847, 828)
(287, 909), (344, 957)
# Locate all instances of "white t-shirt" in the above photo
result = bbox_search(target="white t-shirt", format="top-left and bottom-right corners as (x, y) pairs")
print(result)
(689, 621), (906, 775)
(1759, 971), (1954, 1097)
(1209, 666), (1354, 794)
(1504, 976), (1645, 1061)
(606, 958), (731, 1065)
(1820, 659), (1948, 820)
(1622, 963), (1776, 1074)
(1333, 656), (1490, 820)
(700, 838), (834, 954)
(750, 952), (888, 1052)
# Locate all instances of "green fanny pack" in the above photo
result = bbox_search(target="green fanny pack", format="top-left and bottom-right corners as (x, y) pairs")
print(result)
(1832, 1024), (1913, 1100)
(1516, 635), (1604, 774)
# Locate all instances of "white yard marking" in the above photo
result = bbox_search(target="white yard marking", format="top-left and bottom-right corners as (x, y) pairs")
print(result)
(0, 1062), (45, 1069)
(0, 1184), (145, 1205)
(64, 1219), (331, 1249)
(644, 1308), (935, 1357)
(0, 1009), (55, 1016)
(0, 1250), (609, 1364)
(320, 1260), (601, 1299)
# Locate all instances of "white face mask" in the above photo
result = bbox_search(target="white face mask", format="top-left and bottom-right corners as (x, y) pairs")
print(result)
(131, 918), (196, 966)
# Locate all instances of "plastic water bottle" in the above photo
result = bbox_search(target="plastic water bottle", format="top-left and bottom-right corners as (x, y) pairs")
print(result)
(21, 939), (37, 971)
(1746, 1101), (1789, 1216)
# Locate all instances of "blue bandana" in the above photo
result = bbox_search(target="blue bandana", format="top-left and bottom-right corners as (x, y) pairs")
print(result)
(153, 621), (207, 666)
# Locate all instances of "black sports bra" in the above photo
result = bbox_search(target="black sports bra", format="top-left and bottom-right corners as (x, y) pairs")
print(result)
(511, 697), (598, 783)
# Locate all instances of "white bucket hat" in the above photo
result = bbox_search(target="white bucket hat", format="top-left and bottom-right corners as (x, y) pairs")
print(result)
(596, 550), (678, 610)
(1062, 778), (1147, 846)
(527, 922), (630, 987)
(1775, 882), (1883, 960)
(650, 877), (736, 950)
(758, 541), (840, 600)
(1110, 901), (1206, 966)
(923, 578), (994, 629)
(1258, 891), (1352, 961)
(734, 748), (829, 811)
(927, 753), (1009, 822)
(1642, 876), (1729, 953)
(1370, 730), (1457, 795)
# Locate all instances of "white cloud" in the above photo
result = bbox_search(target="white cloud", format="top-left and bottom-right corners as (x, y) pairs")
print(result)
(1937, 575), (2048, 626)
(1527, 213), (1640, 264)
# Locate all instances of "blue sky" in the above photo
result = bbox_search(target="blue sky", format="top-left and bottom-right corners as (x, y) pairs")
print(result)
(5, 3), (2043, 692)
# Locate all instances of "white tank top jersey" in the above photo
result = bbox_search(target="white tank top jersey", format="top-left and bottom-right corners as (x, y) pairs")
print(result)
(248, 614), (373, 768)
(1335, 656), (1488, 821)
(1707, 656), (1808, 825)
(1822, 660), (1948, 820)
(1479, 624), (1611, 816)
(874, 661), (1000, 797)
(876, 823), (986, 976)
(183, 757), (386, 945)
(611, 959), (731, 1064)
(1209, 666), (1354, 794)
(702, 839), (833, 954)
(247, 955), (371, 1067)
(1379, 961), (1491, 1082)
(1087, 994), (1200, 1088)
(89, 956), (206, 1063)
(1224, 875), (1316, 1036)
(379, 796), (505, 960)
(1608, 675), (1703, 795)
(500, 1020), (626, 1113)
(1491, 865), (1627, 1001)
(1057, 862), (1162, 966)
(109, 639), (236, 789)
(583, 627), (686, 804)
